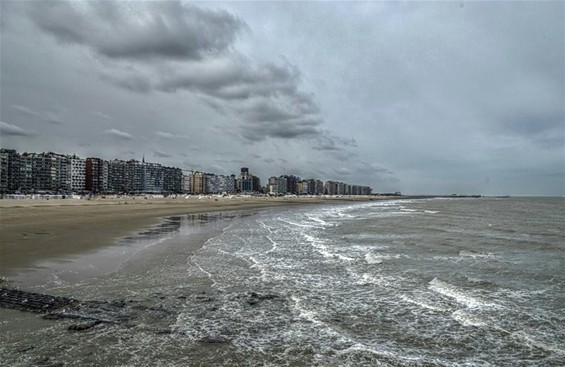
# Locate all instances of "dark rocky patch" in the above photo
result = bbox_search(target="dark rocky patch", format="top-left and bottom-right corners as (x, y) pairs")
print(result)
(246, 292), (280, 306)
(67, 320), (102, 332)
(0, 287), (78, 313)
(198, 336), (231, 344)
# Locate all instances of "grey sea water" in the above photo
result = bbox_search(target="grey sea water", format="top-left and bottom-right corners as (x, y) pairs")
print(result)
(1, 198), (564, 366)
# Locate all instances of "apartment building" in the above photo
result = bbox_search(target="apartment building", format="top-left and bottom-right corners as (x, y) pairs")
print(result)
(125, 160), (145, 193)
(143, 162), (163, 193)
(86, 157), (108, 193)
(18, 153), (33, 192)
(190, 171), (206, 194)
(163, 166), (182, 193)
(207, 174), (236, 194)
(0, 149), (19, 193)
(182, 174), (191, 194)
(107, 159), (127, 193)
(70, 156), (86, 192)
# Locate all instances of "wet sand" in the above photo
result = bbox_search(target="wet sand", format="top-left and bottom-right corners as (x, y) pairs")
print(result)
(0, 196), (382, 276)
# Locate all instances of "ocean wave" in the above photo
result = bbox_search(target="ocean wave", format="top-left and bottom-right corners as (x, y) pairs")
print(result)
(510, 330), (564, 354)
(400, 294), (449, 312)
(355, 273), (398, 288)
(459, 250), (495, 259)
(428, 278), (494, 309)
(451, 309), (487, 327)
(303, 233), (354, 262)
(364, 253), (384, 264)
(276, 217), (325, 230)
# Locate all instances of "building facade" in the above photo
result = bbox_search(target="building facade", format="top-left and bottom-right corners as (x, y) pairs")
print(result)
(190, 171), (206, 194)
(0, 149), (373, 196)
(143, 162), (163, 193)
(107, 159), (126, 193)
(163, 166), (182, 194)
(18, 153), (33, 192)
(86, 157), (108, 193)
(70, 156), (86, 192)
(182, 174), (191, 194)
(0, 149), (20, 193)
(207, 174), (236, 194)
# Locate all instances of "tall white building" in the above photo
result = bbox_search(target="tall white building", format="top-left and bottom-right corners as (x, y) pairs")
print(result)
(182, 174), (191, 194)
(70, 156), (86, 192)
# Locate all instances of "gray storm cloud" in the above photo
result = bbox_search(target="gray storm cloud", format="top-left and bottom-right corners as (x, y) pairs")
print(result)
(23, 0), (347, 147)
(1, 121), (33, 137)
(26, 1), (246, 60)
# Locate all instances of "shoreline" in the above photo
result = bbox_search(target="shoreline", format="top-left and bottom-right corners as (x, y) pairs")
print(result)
(0, 196), (390, 277)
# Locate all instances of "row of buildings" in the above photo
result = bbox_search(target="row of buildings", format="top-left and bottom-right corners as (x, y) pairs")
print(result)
(0, 149), (182, 194)
(0, 149), (372, 196)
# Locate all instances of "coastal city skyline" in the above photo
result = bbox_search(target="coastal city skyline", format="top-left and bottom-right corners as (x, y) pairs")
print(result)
(0, 148), (372, 196)
(1, 1), (563, 196)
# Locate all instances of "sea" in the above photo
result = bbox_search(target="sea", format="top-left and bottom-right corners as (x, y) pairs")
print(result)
(1, 197), (564, 366)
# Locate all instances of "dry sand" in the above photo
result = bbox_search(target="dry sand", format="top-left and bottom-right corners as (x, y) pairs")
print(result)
(0, 196), (384, 276)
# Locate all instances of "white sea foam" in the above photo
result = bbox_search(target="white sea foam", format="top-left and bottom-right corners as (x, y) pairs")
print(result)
(357, 273), (396, 288)
(256, 219), (275, 234)
(511, 330), (563, 353)
(305, 214), (332, 227)
(451, 309), (487, 327)
(428, 278), (493, 309)
(336, 343), (427, 366)
(335, 343), (382, 357)
(365, 253), (384, 264)
(289, 295), (322, 324)
(459, 250), (494, 258)
(304, 233), (354, 261)
(48, 273), (65, 286)
(400, 294), (448, 312)
(348, 244), (389, 252)
(249, 255), (271, 282)
(277, 217), (324, 229)
(264, 234), (279, 254)
(365, 252), (405, 264)
(191, 260), (217, 288)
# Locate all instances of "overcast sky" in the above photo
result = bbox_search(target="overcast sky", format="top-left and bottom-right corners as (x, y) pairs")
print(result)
(1, 1), (563, 195)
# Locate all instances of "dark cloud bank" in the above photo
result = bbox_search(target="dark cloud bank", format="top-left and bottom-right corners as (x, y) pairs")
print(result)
(22, 1), (343, 148)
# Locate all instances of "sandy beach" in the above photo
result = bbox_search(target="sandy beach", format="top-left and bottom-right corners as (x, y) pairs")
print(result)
(0, 196), (382, 276)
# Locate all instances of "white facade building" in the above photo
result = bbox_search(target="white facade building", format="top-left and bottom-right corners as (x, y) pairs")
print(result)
(70, 157), (86, 192)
